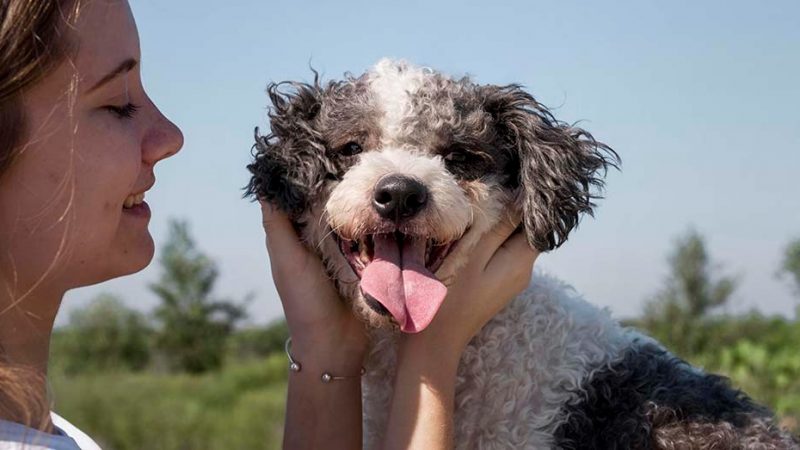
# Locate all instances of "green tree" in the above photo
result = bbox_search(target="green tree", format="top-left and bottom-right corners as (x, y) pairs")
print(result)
(779, 238), (800, 298)
(229, 320), (289, 361)
(641, 229), (737, 356)
(54, 293), (151, 374)
(151, 220), (246, 373)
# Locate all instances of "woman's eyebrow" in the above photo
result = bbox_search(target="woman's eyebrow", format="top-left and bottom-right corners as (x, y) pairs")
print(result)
(86, 58), (138, 94)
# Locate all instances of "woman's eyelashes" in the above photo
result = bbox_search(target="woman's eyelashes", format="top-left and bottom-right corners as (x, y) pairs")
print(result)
(104, 102), (140, 119)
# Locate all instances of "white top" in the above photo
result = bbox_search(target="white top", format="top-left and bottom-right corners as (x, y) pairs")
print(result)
(0, 412), (101, 450)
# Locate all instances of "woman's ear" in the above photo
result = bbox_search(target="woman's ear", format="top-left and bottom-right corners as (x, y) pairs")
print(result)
(482, 85), (620, 252)
(246, 78), (334, 219)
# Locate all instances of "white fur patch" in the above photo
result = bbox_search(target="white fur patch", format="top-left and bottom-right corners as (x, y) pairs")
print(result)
(368, 59), (429, 144)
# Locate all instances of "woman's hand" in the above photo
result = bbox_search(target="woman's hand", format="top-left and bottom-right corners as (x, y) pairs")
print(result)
(260, 201), (367, 371)
(383, 218), (539, 450)
(410, 216), (540, 353)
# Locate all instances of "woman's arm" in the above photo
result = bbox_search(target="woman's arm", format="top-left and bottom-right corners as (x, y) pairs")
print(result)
(260, 202), (367, 450)
(382, 219), (539, 450)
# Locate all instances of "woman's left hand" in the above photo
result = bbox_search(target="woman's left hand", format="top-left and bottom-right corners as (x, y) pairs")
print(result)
(411, 217), (540, 353)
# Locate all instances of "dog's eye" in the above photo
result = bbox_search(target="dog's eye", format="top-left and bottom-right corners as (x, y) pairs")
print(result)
(443, 146), (493, 180)
(445, 151), (468, 163)
(338, 142), (363, 157)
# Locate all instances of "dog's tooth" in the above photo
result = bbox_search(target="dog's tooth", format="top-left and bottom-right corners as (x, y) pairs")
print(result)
(123, 196), (134, 208)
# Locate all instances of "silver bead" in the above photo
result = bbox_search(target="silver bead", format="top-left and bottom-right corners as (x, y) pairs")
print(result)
(289, 362), (301, 372)
(321, 372), (333, 383)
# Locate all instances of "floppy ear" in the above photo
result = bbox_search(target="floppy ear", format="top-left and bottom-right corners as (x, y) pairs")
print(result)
(483, 85), (619, 251)
(245, 78), (335, 219)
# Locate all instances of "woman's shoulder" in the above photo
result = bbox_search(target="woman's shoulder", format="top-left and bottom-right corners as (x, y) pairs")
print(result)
(0, 412), (100, 450)
(49, 413), (101, 450)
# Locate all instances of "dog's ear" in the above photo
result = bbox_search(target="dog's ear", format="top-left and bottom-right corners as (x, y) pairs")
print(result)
(482, 85), (619, 251)
(246, 78), (335, 219)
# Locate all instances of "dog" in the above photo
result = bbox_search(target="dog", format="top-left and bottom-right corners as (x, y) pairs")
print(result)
(247, 59), (798, 449)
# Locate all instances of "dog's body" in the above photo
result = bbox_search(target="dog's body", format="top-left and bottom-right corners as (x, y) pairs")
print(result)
(248, 59), (798, 449)
(365, 275), (794, 448)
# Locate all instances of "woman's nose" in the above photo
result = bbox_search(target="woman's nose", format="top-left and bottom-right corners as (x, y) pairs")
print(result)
(142, 111), (183, 165)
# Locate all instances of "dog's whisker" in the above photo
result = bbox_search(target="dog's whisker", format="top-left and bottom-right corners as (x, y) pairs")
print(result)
(316, 225), (341, 251)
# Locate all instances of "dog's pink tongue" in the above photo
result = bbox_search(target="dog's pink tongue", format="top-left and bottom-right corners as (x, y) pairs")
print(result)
(361, 235), (447, 333)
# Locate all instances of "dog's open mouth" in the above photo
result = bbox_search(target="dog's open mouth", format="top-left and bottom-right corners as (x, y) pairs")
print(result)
(335, 231), (457, 333)
(337, 232), (455, 278)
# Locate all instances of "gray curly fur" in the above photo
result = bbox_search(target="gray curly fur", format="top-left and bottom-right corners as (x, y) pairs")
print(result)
(479, 84), (619, 250)
(245, 75), (330, 218)
(555, 342), (798, 449)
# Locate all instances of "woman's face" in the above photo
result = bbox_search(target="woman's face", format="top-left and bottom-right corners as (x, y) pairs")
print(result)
(0, 0), (183, 293)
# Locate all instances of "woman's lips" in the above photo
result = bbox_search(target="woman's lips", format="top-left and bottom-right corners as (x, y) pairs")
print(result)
(122, 201), (151, 219)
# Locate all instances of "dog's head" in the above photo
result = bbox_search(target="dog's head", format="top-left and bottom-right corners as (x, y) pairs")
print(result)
(247, 59), (618, 332)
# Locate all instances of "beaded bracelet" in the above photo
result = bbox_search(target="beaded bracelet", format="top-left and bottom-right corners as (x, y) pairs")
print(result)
(284, 337), (365, 383)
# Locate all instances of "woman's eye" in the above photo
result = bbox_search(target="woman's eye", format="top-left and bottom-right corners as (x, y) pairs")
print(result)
(104, 103), (140, 119)
(338, 142), (363, 156)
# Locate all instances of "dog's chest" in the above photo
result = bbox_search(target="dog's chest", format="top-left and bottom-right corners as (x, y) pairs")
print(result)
(361, 274), (630, 449)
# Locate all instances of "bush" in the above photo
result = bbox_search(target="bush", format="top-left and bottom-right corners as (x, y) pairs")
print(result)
(50, 294), (151, 375)
(50, 355), (288, 450)
(228, 320), (289, 361)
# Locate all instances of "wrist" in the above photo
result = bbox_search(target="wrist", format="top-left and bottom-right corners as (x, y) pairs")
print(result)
(397, 331), (465, 375)
(288, 333), (367, 375)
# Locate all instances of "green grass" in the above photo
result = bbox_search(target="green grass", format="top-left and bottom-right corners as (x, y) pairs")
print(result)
(50, 355), (288, 450)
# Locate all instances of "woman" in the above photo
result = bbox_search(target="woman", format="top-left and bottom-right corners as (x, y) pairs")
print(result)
(0, 1), (537, 449)
(1, 0), (182, 447)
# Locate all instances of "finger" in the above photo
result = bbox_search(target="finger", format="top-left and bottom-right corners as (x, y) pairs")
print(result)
(484, 230), (539, 277)
(259, 200), (307, 257)
(471, 216), (521, 264)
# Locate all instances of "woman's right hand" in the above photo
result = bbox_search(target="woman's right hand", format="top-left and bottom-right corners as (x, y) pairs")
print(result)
(260, 201), (368, 373)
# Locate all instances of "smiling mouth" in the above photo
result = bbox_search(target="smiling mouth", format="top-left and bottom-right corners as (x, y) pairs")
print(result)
(335, 231), (456, 279)
(123, 192), (146, 209)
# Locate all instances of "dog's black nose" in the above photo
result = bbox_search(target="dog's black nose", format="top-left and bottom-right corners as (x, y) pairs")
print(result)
(373, 175), (428, 221)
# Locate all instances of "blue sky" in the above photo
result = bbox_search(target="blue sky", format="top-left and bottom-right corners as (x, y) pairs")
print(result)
(61, 0), (800, 325)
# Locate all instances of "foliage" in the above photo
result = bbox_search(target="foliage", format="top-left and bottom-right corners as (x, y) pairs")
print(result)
(51, 294), (151, 374)
(780, 238), (800, 300)
(150, 220), (247, 373)
(50, 355), (288, 450)
(635, 229), (800, 435)
(228, 320), (289, 361)
(641, 229), (737, 355)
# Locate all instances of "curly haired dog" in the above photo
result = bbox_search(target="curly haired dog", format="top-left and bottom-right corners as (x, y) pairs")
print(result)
(247, 59), (798, 449)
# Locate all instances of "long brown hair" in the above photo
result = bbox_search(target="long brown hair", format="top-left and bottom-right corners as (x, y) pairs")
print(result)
(0, 0), (80, 175)
(0, 0), (80, 431)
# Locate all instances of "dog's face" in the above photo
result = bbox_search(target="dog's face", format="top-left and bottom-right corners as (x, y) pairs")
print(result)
(248, 59), (617, 332)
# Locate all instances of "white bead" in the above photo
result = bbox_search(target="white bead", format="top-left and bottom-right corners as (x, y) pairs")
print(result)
(321, 373), (333, 383)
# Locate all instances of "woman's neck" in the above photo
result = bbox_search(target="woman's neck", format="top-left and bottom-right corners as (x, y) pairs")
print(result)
(0, 281), (61, 430)
(0, 282), (63, 375)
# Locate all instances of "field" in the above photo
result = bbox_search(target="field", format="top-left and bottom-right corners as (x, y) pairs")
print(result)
(50, 355), (288, 450)
(49, 332), (798, 449)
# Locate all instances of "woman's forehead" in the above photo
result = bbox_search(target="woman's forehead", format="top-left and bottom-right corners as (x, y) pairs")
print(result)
(73, 0), (140, 91)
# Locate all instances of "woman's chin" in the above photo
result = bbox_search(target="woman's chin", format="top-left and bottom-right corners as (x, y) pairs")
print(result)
(76, 235), (155, 287)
